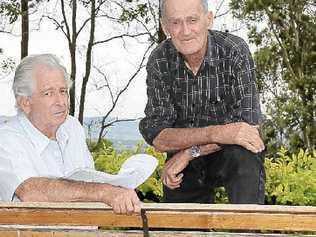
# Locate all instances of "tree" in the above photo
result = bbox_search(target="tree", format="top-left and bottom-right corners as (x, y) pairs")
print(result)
(230, 0), (316, 152)
(43, 0), (156, 123)
(0, 0), (44, 59)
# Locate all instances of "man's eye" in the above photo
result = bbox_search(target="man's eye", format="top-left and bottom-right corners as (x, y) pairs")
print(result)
(189, 18), (198, 23)
(44, 91), (53, 96)
(171, 20), (179, 25)
(60, 89), (68, 95)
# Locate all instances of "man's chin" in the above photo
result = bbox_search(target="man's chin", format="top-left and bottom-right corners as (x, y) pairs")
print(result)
(53, 112), (67, 122)
(178, 46), (201, 57)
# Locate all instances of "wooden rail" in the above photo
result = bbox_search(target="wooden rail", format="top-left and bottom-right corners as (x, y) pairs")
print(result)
(0, 202), (316, 236)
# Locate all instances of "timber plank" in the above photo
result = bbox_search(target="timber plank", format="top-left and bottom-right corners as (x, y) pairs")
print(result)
(1, 202), (316, 214)
(0, 230), (315, 237)
(1, 202), (316, 232)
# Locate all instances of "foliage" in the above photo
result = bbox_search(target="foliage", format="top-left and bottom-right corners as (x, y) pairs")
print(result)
(265, 147), (316, 205)
(119, 2), (150, 23)
(117, 0), (162, 43)
(91, 140), (316, 205)
(91, 139), (166, 202)
(230, 0), (316, 152)
(0, 52), (15, 79)
(92, 140), (316, 206)
(0, 0), (45, 23)
(0, 0), (20, 24)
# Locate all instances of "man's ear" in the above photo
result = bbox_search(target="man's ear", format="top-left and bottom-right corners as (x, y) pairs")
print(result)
(207, 11), (214, 29)
(160, 18), (170, 38)
(17, 96), (31, 114)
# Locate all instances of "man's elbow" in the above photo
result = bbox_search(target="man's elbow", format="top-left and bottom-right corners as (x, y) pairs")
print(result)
(15, 178), (47, 202)
(152, 137), (168, 153)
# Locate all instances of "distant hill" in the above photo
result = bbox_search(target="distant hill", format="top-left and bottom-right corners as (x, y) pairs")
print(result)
(84, 117), (142, 141)
(83, 117), (144, 150)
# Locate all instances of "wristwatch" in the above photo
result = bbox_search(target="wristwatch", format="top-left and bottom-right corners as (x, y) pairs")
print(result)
(190, 145), (201, 159)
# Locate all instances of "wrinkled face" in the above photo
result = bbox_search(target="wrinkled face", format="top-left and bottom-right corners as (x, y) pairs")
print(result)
(20, 65), (69, 136)
(162, 0), (213, 57)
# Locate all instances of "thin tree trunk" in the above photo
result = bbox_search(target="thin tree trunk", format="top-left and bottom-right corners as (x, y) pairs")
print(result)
(21, 0), (29, 59)
(69, 0), (77, 116)
(158, 0), (165, 43)
(78, 0), (95, 124)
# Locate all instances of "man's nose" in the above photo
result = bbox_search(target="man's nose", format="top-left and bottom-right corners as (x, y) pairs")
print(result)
(181, 21), (191, 35)
(54, 92), (66, 105)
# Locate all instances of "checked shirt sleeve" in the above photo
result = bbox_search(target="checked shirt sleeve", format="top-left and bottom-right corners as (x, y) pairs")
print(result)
(230, 41), (262, 125)
(139, 53), (177, 146)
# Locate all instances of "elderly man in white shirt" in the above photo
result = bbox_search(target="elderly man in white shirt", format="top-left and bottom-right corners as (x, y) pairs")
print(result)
(0, 54), (140, 215)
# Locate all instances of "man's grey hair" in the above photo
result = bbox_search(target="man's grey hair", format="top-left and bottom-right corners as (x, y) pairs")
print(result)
(160, 0), (208, 19)
(12, 54), (72, 99)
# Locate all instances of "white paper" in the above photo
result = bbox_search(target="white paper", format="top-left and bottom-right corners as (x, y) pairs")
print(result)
(66, 154), (158, 189)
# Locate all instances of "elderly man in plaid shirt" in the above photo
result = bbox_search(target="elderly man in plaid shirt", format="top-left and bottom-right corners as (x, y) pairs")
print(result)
(140, 0), (266, 204)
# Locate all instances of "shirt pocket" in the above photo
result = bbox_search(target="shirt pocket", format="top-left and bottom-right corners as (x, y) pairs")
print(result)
(202, 87), (229, 124)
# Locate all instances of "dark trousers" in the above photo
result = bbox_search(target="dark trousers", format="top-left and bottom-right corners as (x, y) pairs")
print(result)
(163, 145), (265, 204)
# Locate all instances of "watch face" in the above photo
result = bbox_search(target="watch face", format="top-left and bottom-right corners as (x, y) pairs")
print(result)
(191, 145), (201, 158)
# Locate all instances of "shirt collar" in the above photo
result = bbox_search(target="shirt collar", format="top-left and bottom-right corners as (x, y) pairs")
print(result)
(204, 30), (220, 68)
(18, 113), (69, 154)
(56, 121), (69, 151)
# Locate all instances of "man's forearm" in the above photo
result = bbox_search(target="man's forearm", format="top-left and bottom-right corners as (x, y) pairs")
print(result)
(15, 177), (115, 204)
(152, 125), (224, 152)
(152, 122), (264, 154)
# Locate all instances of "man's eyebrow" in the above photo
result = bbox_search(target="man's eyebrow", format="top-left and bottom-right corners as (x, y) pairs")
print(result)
(168, 14), (200, 20)
(39, 87), (55, 93)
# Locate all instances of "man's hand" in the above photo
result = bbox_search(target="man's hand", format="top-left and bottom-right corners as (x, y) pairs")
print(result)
(105, 187), (141, 215)
(162, 150), (191, 189)
(217, 122), (265, 153)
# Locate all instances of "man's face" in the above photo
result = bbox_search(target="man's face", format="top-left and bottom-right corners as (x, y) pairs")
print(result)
(162, 0), (213, 57)
(21, 65), (69, 134)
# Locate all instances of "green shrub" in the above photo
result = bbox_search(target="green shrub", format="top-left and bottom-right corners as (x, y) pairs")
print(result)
(265, 147), (316, 205)
(91, 140), (316, 205)
(92, 140), (166, 202)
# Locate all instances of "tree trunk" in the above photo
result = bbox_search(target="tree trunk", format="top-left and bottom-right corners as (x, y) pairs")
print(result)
(158, 1), (166, 43)
(21, 0), (29, 59)
(68, 0), (77, 116)
(78, 0), (95, 124)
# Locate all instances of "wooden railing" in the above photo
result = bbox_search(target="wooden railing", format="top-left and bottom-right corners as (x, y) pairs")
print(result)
(0, 202), (316, 236)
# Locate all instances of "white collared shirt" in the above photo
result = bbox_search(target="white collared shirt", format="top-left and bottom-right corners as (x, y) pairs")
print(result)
(0, 113), (94, 201)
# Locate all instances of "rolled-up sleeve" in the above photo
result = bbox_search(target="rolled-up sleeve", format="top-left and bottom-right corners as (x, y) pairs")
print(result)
(231, 41), (261, 125)
(139, 53), (177, 145)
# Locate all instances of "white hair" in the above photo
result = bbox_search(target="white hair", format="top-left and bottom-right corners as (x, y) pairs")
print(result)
(160, 0), (208, 19)
(13, 54), (72, 100)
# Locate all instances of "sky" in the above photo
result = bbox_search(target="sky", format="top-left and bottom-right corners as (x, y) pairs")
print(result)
(0, 0), (248, 119)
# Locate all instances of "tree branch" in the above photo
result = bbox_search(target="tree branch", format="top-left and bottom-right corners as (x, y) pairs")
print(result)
(42, 15), (69, 39)
(93, 65), (115, 104)
(97, 42), (154, 143)
(60, 0), (71, 40)
(263, 7), (299, 82)
(93, 32), (150, 45)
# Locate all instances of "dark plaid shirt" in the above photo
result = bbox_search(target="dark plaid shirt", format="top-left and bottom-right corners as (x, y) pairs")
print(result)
(139, 30), (261, 145)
